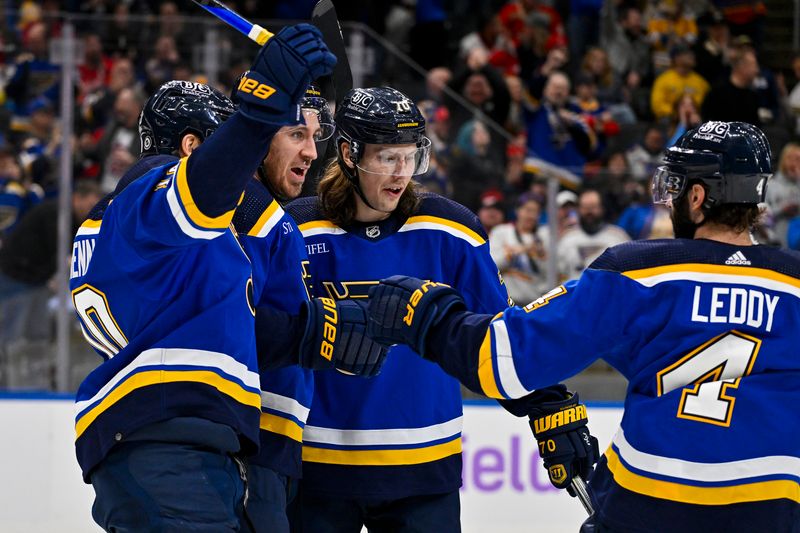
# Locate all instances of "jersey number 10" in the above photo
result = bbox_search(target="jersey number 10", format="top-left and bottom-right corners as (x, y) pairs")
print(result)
(656, 331), (761, 427)
(72, 284), (128, 358)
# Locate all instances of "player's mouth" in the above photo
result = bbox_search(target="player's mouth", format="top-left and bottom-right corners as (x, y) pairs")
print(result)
(290, 167), (307, 181)
(383, 185), (404, 199)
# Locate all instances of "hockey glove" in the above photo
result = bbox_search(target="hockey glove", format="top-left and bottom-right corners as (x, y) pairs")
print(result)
(500, 385), (599, 494)
(237, 23), (337, 125)
(367, 275), (466, 358)
(299, 298), (388, 377)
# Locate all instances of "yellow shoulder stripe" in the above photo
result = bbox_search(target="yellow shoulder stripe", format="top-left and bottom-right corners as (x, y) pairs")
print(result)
(299, 220), (339, 231)
(623, 263), (800, 289)
(404, 215), (485, 245)
(175, 156), (236, 229)
(247, 199), (281, 237)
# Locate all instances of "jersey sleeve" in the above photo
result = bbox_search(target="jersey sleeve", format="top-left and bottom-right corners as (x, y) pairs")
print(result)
(110, 113), (279, 249)
(428, 255), (647, 399)
(239, 197), (311, 370)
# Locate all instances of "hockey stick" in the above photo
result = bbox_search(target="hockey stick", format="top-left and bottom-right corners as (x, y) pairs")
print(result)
(190, 0), (273, 45)
(571, 477), (594, 515)
(311, 0), (352, 108)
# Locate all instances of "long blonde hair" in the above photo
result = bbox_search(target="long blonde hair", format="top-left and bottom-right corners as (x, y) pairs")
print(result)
(317, 160), (420, 227)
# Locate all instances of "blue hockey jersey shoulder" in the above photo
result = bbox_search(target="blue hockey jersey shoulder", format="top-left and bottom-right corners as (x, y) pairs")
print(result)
(284, 196), (322, 226)
(590, 238), (800, 278)
(232, 178), (275, 235)
(415, 192), (488, 240)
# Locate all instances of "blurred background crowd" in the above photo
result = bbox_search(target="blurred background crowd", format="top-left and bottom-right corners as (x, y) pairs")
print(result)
(0, 0), (798, 396)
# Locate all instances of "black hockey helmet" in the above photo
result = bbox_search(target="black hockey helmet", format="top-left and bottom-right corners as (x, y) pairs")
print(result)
(652, 121), (772, 207)
(299, 84), (335, 141)
(139, 80), (235, 157)
(334, 87), (431, 183)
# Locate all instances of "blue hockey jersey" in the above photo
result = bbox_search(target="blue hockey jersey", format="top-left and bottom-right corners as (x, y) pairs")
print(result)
(70, 113), (276, 479)
(428, 238), (800, 531)
(286, 193), (510, 499)
(232, 178), (312, 478)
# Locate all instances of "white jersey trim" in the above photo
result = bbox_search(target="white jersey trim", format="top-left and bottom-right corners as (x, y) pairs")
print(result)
(75, 348), (260, 416)
(304, 416), (463, 446)
(260, 391), (310, 423)
(614, 428), (800, 482)
(398, 221), (483, 247)
(300, 226), (348, 238)
(629, 271), (800, 299)
(166, 178), (224, 240)
(493, 320), (531, 398)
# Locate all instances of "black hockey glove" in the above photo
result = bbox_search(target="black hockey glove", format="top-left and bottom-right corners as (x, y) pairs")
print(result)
(500, 385), (599, 494)
(367, 275), (466, 358)
(299, 298), (388, 377)
(237, 23), (336, 125)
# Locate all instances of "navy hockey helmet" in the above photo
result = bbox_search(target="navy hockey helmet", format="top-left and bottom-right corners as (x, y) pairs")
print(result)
(139, 80), (235, 157)
(299, 84), (335, 142)
(334, 87), (431, 182)
(652, 121), (772, 207)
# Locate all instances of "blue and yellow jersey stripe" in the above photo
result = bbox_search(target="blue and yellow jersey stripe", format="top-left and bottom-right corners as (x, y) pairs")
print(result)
(398, 215), (486, 247)
(301, 417), (463, 466)
(74, 348), (261, 439)
(607, 429), (800, 505)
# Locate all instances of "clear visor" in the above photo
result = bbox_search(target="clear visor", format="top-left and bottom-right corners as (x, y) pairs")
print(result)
(651, 166), (687, 205)
(355, 137), (432, 177)
(302, 107), (335, 142)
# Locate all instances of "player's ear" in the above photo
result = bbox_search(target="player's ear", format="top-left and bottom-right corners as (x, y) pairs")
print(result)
(341, 141), (355, 169)
(179, 133), (202, 157)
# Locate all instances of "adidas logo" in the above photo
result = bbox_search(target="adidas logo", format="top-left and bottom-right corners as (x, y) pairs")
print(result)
(725, 251), (751, 265)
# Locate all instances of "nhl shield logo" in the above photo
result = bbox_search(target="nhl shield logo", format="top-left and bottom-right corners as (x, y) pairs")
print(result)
(366, 226), (380, 238)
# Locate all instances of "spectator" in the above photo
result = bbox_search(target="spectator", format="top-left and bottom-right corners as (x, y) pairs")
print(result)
(477, 190), (506, 233)
(538, 189), (579, 239)
(77, 32), (114, 104)
(449, 120), (504, 212)
(600, 2), (650, 87)
(0, 147), (42, 239)
(557, 188), (629, 279)
(0, 181), (102, 372)
(567, 0), (602, 69)
(702, 44), (760, 125)
(789, 53), (800, 136)
(616, 181), (659, 239)
(425, 67), (452, 103)
(646, 0), (699, 73)
(714, 0), (766, 48)
(765, 143), (800, 246)
(446, 52), (511, 137)
(571, 74), (621, 158)
(96, 88), (143, 192)
(489, 193), (549, 303)
(102, 3), (142, 60)
(4, 21), (60, 117)
(144, 35), (180, 93)
(580, 46), (635, 124)
(524, 71), (595, 179)
(651, 45), (710, 122)
(693, 10), (732, 86)
(626, 124), (666, 181)
(667, 92), (703, 145)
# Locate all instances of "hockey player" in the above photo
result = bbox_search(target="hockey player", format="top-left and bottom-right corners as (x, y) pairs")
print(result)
(69, 25), (342, 531)
(231, 84), (387, 532)
(367, 121), (800, 532)
(285, 87), (597, 532)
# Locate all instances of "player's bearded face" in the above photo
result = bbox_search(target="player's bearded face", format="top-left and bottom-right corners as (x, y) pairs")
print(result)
(670, 193), (699, 239)
(262, 110), (321, 200)
(357, 143), (414, 213)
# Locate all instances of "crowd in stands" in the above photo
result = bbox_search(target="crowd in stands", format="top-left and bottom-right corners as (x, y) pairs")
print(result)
(0, 0), (800, 369)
